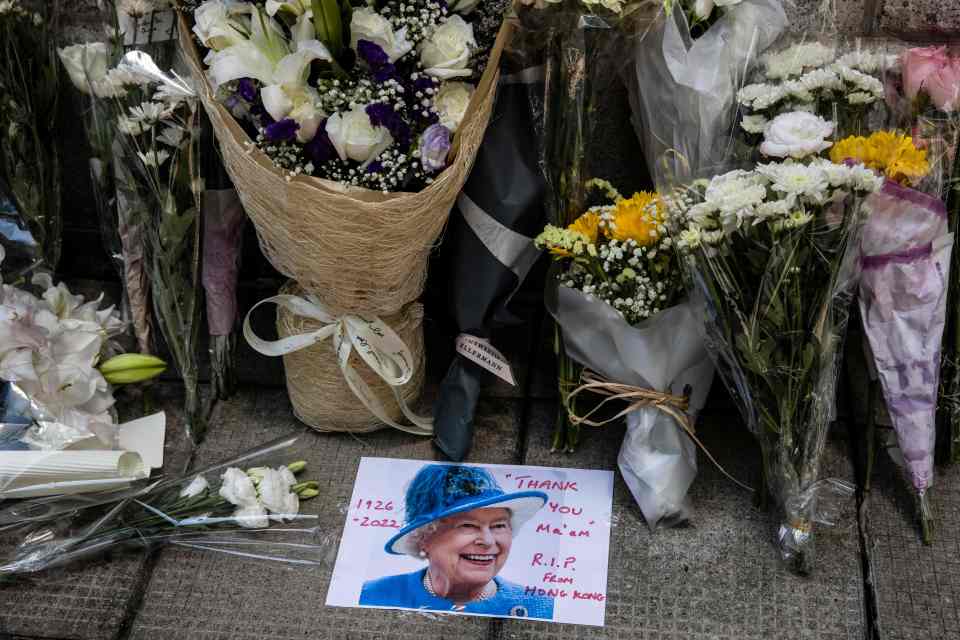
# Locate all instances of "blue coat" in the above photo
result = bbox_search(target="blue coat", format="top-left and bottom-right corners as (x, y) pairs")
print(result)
(359, 569), (555, 620)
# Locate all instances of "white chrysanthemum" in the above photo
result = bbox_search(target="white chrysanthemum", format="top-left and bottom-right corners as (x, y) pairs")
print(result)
(762, 42), (837, 80)
(704, 172), (767, 213)
(754, 198), (793, 224)
(677, 224), (702, 249)
(784, 209), (814, 228)
(737, 82), (773, 106)
(848, 163), (884, 192)
(756, 161), (830, 202)
(137, 149), (170, 167)
(117, 115), (150, 136)
(157, 124), (185, 148)
(847, 91), (876, 105)
(128, 101), (166, 123)
(760, 111), (834, 159)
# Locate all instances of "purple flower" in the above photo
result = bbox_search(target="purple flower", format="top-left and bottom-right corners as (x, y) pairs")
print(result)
(365, 102), (411, 149)
(365, 160), (384, 174)
(237, 78), (257, 102)
(357, 39), (389, 68)
(420, 124), (451, 172)
(305, 120), (337, 164)
(264, 118), (299, 142)
(357, 39), (397, 83)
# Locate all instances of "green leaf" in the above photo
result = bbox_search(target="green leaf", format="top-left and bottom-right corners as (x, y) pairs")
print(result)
(312, 0), (343, 56)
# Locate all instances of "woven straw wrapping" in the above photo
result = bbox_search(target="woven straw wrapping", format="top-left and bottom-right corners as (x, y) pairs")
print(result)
(178, 14), (510, 317)
(276, 282), (426, 433)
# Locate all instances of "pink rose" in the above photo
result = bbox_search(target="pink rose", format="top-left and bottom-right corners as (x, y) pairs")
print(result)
(926, 58), (960, 112)
(901, 46), (949, 100)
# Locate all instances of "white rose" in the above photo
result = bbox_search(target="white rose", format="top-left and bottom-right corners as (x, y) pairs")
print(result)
(219, 467), (260, 507)
(350, 7), (413, 63)
(179, 475), (210, 498)
(57, 43), (109, 95)
(233, 504), (269, 528)
(433, 81), (475, 132)
(760, 111), (834, 159)
(325, 105), (393, 165)
(420, 15), (476, 80)
(193, 0), (252, 51)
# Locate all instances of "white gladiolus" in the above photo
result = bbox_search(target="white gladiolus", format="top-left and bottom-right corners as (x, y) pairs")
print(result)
(350, 7), (414, 63)
(419, 15), (476, 80)
(759, 111), (834, 159)
(325, 105), (394, 165)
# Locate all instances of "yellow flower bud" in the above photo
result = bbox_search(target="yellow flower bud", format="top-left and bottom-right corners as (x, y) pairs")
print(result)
(98, 354), (167, 385)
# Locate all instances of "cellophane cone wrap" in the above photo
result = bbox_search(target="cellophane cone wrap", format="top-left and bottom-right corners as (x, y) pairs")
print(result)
(178, 14), (510, 317)
(276, 282), (425, 433)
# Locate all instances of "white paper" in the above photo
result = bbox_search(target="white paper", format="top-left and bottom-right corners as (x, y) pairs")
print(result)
(0, 450), (145, 495)
(117, 412), (166, 470)
(327, 458), (614, 626)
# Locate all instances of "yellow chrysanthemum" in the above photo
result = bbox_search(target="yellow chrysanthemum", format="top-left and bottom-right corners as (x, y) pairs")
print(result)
(611, 192), (663, 247)
(829, 136), (871, 166)
(567, 211), (601, 245)
(830, 131), (930, 186)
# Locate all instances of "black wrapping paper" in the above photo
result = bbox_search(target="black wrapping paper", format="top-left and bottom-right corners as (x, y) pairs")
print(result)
(433, 66), (547, 461)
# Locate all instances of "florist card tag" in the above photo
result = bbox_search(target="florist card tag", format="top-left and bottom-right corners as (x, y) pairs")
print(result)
(118, 10), (175, 46)
(455, 335), (517, 386)
(326, 458), (614, 626)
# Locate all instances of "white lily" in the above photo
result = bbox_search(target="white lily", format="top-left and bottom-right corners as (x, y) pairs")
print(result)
(265, 0), (311, 18)
(206, 8), (330, 141)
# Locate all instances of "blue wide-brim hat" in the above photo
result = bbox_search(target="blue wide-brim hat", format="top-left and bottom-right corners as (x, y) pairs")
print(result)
(385, 464), (547, 556)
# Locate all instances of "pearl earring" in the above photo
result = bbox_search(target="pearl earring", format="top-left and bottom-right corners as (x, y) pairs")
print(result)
(419, 550), (427, 558)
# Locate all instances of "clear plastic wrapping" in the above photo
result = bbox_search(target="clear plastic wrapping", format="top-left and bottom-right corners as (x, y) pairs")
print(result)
(628, 0), (787, 190)
(0, 436), (329, 575)
(0, 2), (62, 271)
(106, 48), (207, 443)
(666, 94), (886, 571)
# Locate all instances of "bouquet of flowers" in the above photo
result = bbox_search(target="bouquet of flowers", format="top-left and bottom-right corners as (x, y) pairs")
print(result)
(736, 41), (899, 142)
(0, 1), (62, 270)
(670, 149), (883, 571)
(73, 48), (208, 444)
(0, 436), (324, 575)
(177, 0), (511, 433)
(629, 0), (786, 189)
(889, 46), (960, 463)
(58, 29), (158, 358)
(514, 0), (659, 451)
(830, 129), (951, 542)
(536, 181), (724, 527)
(0, 245), (166, 471)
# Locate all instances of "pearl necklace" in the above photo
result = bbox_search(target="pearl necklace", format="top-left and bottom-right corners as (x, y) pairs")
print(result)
(423, 571), (497, 609)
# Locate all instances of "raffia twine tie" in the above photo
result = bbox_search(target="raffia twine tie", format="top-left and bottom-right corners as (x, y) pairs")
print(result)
(243, 294), (432, 436)
(566, 370), (752, 492)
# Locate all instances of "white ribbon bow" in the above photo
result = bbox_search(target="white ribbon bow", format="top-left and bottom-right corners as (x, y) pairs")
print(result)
(243, 294), (433, 436)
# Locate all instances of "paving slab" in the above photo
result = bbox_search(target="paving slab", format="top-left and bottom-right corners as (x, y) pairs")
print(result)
(127, 389), (525, 640)
(866, 451), (960, 640)
(0, 384), (194, 640)
(498, 401), (865, 639)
